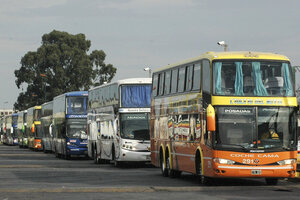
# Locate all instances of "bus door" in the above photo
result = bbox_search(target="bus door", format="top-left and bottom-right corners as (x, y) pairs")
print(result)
(100, 120), (111, 160)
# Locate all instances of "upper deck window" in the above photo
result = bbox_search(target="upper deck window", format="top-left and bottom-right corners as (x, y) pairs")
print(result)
(171, 69), (178, 93)
(67, 96), (87, 115)
(34, 109), (42, 121)
(164, 71), (171, 95)
(121, 84), (151, 108)
(152, 74), (158, 97)
(178, 67), (186, 93)
(203, 60), (211, 93)
(213, 60), (294, 97)
(192, 63), (201, 91)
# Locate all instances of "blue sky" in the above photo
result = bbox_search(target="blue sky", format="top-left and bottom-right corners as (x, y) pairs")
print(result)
(1, 0), (300, 109)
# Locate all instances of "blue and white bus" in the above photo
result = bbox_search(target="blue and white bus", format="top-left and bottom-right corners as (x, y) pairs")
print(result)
(87, 78), (152, 166)
(53, 91), (88, 159)
(12, 113), (19, 145)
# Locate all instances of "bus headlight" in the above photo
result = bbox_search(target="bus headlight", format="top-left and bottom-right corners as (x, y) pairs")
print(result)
(213, 158), (235, 165)
(277, 159), (296, 165)
(122, 144), (136, 151)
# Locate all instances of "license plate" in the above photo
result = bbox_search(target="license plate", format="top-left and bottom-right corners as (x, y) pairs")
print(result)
(251, 170), (261, 175)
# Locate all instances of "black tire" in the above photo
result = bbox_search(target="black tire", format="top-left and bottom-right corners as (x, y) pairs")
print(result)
(196, 153), (211, 185)
(94, 148), (99, 164)
(65, 149), (70, 160)
(114, 160), (122, 167)
(55, 148), (59, 158)
(166, 154), (177, 178)
(160, 151), (168, 177)
(43, 144), (46, 153)
(265, 178), (278, 185)
(173, 170), (182, 178)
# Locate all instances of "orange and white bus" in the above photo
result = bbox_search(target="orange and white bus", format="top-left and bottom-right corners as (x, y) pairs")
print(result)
(150, 51), (298, 185)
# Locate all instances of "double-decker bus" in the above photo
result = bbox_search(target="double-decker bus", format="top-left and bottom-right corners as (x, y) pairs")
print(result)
(17, 110), (27, 148)
(87, 78), (152, 166)
(0, 117), (3, 143)
(53, 91), (88, 159)
(11, 113), (18, 145)
(4, 114), (13, 145)
(151, 51), (298, 185)
(41, 101), (53, 152)
(2, 115), (10, 145)
(27, 106), (42, 150)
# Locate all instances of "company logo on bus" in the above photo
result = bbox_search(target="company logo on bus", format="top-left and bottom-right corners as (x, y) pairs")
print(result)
(66, 115), (87, 118)
(230, 154), (279, 158)
(224, 109), (252, 114)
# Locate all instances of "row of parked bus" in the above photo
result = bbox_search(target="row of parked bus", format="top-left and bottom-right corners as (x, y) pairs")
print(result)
(1, 51), (300, 185)
(0, 78), (152, 165)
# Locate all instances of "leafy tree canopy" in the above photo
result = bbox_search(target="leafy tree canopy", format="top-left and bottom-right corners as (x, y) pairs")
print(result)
(14, 30), (116, 111)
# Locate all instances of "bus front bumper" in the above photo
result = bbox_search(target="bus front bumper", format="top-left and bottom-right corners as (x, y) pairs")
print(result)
(211, 164), (296, 178)
(67, 146), (88, 155)
(118, 148), (151, 162)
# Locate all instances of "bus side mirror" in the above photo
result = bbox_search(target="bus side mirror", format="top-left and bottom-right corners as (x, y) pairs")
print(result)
(31, 124), (35, 133)
(206, 104), (216, 132)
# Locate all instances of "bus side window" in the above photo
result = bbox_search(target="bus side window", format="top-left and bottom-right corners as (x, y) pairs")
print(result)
(168, 115), (174, 140)
(195, 114), (202, 141)
(158, 72), (165, 96)
(189, 114), (197, 141)
(192, 63), (201, 91)
(174, 115), (179, 141)
(203, 111), (211, 147)
(164, 70), (171, 95)
(186, 65), (193, 92)
(178, 67), (186, 93)
(202, 60), (211, 94)
(202, 60), (211, 106)
(152, 74), (158, 97)
(171, 69), (178, 94)
(179, 114), (189, 141)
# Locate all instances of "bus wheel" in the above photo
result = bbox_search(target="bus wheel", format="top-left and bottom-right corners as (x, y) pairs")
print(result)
(55, 148), (59, 158)
(196, 154), (210, 185)
(94, 148), (99, 164)
(160, 152), (168, 177)
(166, 156), (176, 178)
(174, 171), (182, 178)
(265, 178), (278, 185)
(114, 160), (122, 167)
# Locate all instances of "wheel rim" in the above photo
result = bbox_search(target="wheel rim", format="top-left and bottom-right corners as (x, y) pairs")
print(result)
(166, 157), (171, 174)
(162, 158), (166, 171)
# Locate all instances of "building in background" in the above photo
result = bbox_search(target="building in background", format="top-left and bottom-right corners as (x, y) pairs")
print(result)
(0, 109), (14, 117)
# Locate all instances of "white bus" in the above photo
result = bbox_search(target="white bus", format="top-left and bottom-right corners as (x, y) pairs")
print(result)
(87, 78), (152, 166)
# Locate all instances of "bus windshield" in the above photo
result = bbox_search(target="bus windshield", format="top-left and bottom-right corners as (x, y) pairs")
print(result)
(34, 109), (42, 121)
(120, 113), (150, 140)
(215, 107), (297, 152)
(67, 97), (87, 115)
(121, 85), (151, 108)
(35, 125), (42, 138)
(213, 60), (294, 97)
(66, 120), (87, 139)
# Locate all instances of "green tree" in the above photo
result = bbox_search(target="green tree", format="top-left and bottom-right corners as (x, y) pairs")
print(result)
(90, 50), (117, 86)
(14, 30), (116, 110)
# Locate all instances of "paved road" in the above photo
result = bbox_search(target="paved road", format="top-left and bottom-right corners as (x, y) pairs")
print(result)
(1, 144), (300, 200)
